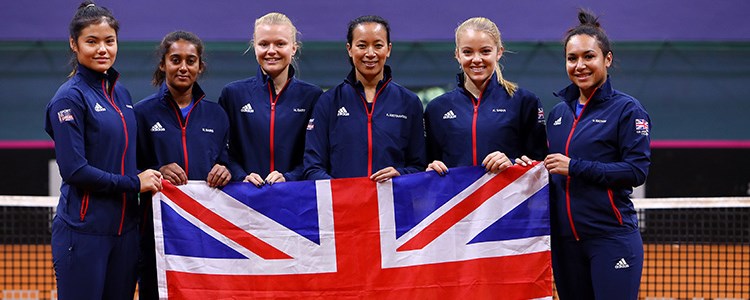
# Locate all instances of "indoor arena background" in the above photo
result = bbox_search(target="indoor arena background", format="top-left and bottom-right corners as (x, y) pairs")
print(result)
(1, 1), (748, 299)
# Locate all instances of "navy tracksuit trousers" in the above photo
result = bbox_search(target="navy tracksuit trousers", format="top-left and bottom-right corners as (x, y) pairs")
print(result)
(552, 229), (643, 300)
(51, 217), (139, 300)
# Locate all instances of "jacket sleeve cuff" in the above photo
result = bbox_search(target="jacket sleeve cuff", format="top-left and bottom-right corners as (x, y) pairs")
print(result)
(126, 174), (141, 192)
(282, 171), (297, 182)
(396, 167), (421, 176)
(568, 159), (581, 177)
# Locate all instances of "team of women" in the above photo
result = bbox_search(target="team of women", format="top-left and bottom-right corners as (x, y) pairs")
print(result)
(45, 1), (651, 299)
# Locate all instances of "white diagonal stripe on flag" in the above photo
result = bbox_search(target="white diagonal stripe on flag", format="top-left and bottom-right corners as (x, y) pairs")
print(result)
(378, 163), (549, 268)
(153, 180), (337, 275)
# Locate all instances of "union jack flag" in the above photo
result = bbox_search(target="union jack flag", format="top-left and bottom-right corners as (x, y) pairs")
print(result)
(635, 119), (649, 131)
(152, 164), (552, 299)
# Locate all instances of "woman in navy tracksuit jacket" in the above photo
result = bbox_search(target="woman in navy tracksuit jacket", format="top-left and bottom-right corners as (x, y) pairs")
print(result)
(45, 2), (162, 299)
(136, 82), (230, 183)
(542, 9), (651, 300)
(304, 15), (426, 182)
(134, 31), (231, 300)
(219, 13), (323, 186)
(425, 17), (547, 175)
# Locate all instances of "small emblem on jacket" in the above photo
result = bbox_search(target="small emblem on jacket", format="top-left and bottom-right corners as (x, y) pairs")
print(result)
(57, 109), (74, 123)
(240, 103), (254, 113)
(553, 117), (562, 126)
(337, 107), (350, 117)
(492, 108), (506, 113)
(386, 113), (407, 120)
(443, 110), (457, 119)
(94, 103), (106, 112)
(202, 128), (214, 133)
(592, 119), (607, 123)
(150, 122), (165, 132)
(306, 118), (315, 130)
(538, 108), (545, 124)
(125, 104), (133, 109)
(635, 119), (649, 136)
(293, 108), (306, 113)
(614, 258), (630, 269)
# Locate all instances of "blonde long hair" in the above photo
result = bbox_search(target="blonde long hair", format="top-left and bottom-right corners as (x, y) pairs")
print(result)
(455, 17), (517, 96)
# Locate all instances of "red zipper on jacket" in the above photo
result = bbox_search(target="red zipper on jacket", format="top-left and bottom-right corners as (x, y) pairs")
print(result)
(463, 82), (488, 166)
(357, 79), (391, 176)
(608, 189), (623, 225)
(101, 78), (129, 235)
(168, 94), (205, 178)
(267, 80), (291, 174)
(468, 91), (484, 166)
(79, 191), (90, 221)
(562, 88), (597, 241)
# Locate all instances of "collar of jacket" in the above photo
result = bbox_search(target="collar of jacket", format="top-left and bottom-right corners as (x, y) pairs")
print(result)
(456, 71), (503, 98)
(76, 63), (120, 90)
(256, 64), (296, 87)
(157, 81), (206, 105)
(344, 65), (393, 91)
(553, 75), (615, 107)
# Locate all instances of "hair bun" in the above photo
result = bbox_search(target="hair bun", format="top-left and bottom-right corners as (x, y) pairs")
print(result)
(78, 0), (96, 10)
(563, 8), (612, 56)
(578, 9), (601, 28)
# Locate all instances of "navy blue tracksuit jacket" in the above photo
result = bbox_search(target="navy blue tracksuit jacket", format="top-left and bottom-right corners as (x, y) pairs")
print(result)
(304, 66), (426, 180)
(547, 77), (651, 241)
(219, 66), (322, 181)
(425, 73), (548, 166)
(134, 82), (230, 180)
(45, 65), (140, 235)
